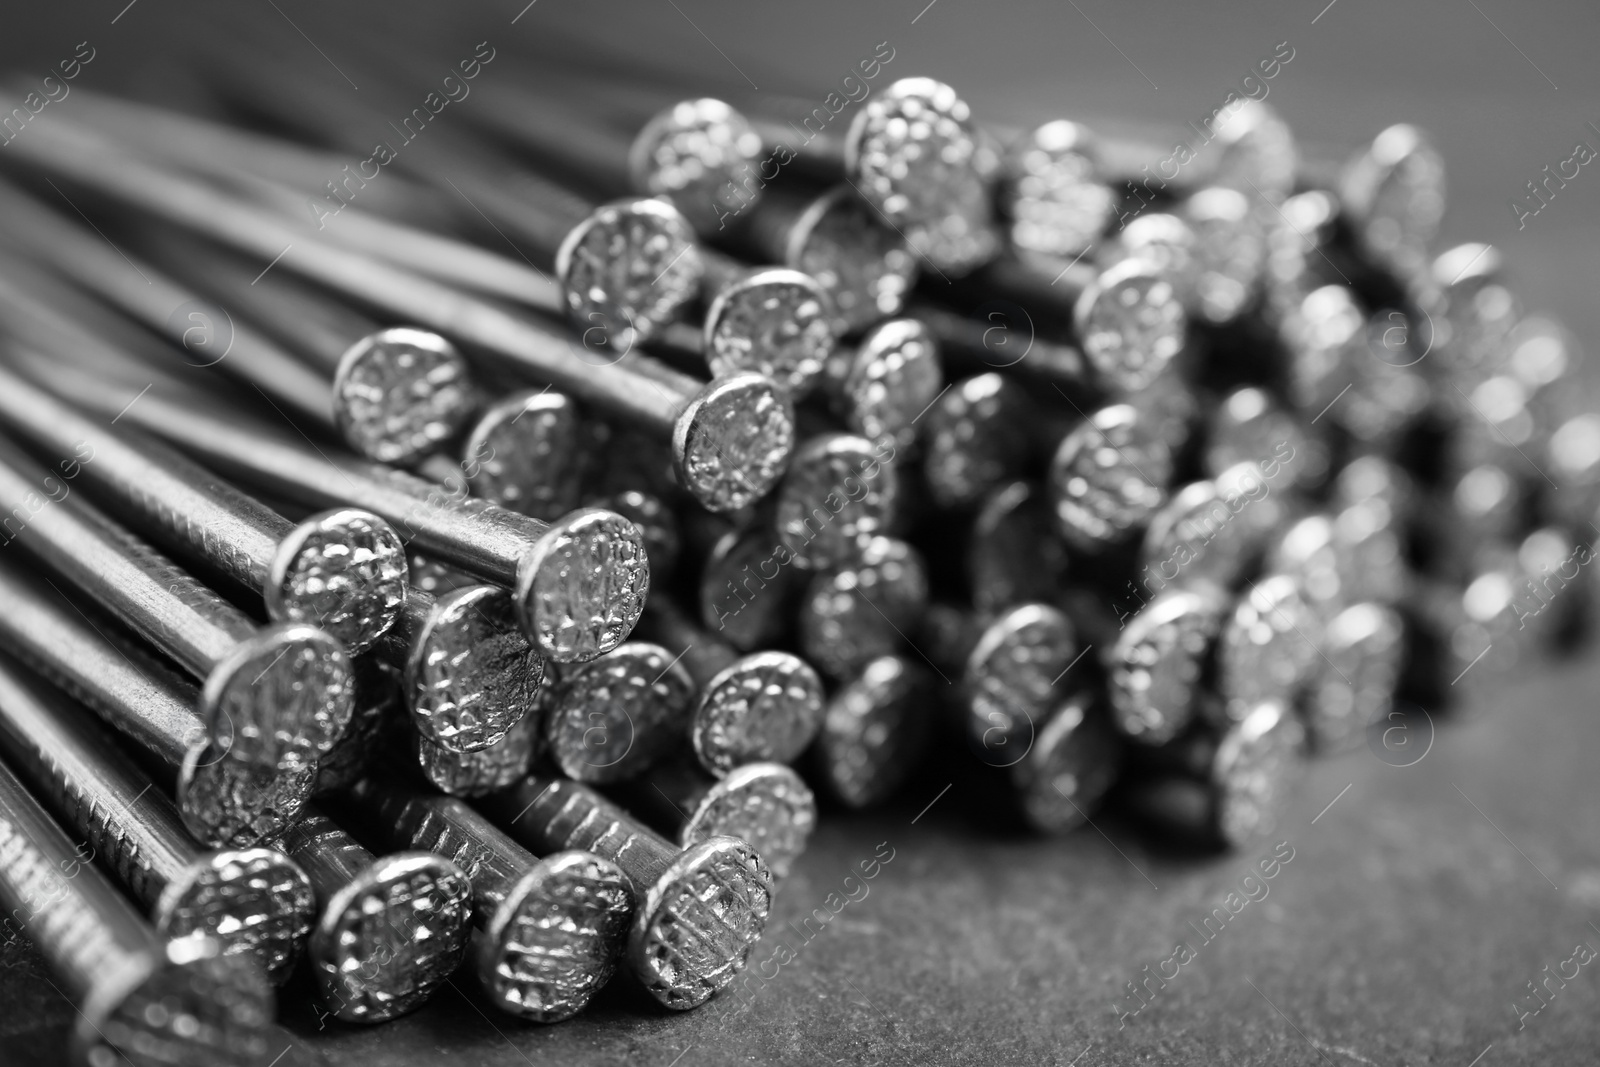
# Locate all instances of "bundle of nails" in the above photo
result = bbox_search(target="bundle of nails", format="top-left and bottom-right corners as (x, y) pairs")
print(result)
(0, 20), (1590, 1065)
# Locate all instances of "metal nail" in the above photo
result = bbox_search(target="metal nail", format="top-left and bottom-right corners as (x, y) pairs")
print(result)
(0, 360), (409, 656)
(821, 318), (946, 454)
(742, 185), (919, 336)
(1049, 403), (1172, 553)
(278, 806), (474, 1024)
(9, 119), (796, 512)
(544, 642), (696, 784)
(968, 482), (1071, 615)
(0, 436), (354, 773)
(813, 654), (935, 809)
(139, 231), (481, 467)
(920, 374), (1035, 511)
(774, 433), (900, 569)
(799, 535), (929, 683)
(0, 757), (273, 1065)
(697, 520), (802, 653)
(0, 558), (316, 848)
(1009, 690), (1124, 835)
(415, 697), (546, 798)
(482, 773), (773, 1010)
(962, 603), (1078, 766)
(636, 598), (825, 775)
(1109, 586), (1229, 745)
(612, 760), (817, 879)
(7, 351), (648, 665)
(0, 654), (314, 983)
(340, 780), (633, 1022)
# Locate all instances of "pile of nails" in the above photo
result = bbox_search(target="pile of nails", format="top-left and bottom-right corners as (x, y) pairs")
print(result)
(0, 15), (1589, 1064)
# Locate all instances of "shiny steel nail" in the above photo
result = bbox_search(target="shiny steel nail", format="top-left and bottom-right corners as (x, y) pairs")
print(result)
(968, 481), (1071, 616)
(1096, 98), (1298, 206)
(0, 437), (353, 773)
(1139, 466), (1287, 593)
(341, 780), (633, 1022)
(483, 772), (772, 1010)
(999, 119), (1118, 270)
(545, 642), (696, 784)
(0, 178), (330, 429)
(278, 806), (473, 1024)
(1048, 403), (1173, 553)
(636, 598), (824, 776)
(962, 603), (1078, 767)
(813, 654), (934, 809)
(921, 374), (1034, 511)
(613, 760), (817, 879)
(1213, 574), (1322, 725)
(1203, 386), (1319, 491)
(10, 352), (648, 664)
(139, 231), (480, 467)
(904, 302), (1092, 396)
(950, 256), (1187, 394)
(1303, 601), (1405, 752)
(375, 584), (546, 754)
(1109, 586), (1228, 745)
(1009, 690), (1124, 835)
(1339, 124), (1447, 281)
(0, 757), (272, 1066)
(697, 520), (802, 652)
(799, 535), (929, 682)
(448, 389), (594, 522)
(587, 490), (681, 585)
(741, 184), (918, 336)
(1124, 700), (1305, 850)
(774, 433), (900, 568)
(821, 317), (945, 454)
(415, 686), (547, 797)
(0, 656), (313, 983)
(10, 119), (795, 513)
(0, 560), (315, 848)
(0, 360), (408, 656)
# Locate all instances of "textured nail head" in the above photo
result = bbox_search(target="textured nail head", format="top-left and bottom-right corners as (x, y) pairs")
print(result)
(1110, 587), (1226, 745)
(692, 651), (826, 776)
(177, 742), (317, 849)
(1010, 693), (1124, 835)
(964, 603), (1076, 766)
(265, 507), (409, 656)
(1306, 601), (1404, 752)
(516, 507), (650, 663)
(921, 373), (1032, 510)
(629, 836), (772, 1010)
(1111, 213), (1200, 306)
(1073, 258), (1186, 393)
(1212, 700), (1305, 848)
(627, 97), (765, 235)
(784, 186), (917, 336)
(671, 372), (797, 514)
(77, 935), (273, 1067)
(1049, 403), (1172, 551)
(546, 641), (695, 783)
(199, 624), (354, 773)
(1339, 123), (1446, 276)
(799, 536), (928, 682)
(1216, 573), (1322, 721)
(816, 655), (933, 808)
(152, 848), (315, 985)
(331, 326), (480, 466)
(555, 197), (704, 342)
(680, 762), (817, 880)
(416, 701), (544, 796)
(461, 390), (589, 521)
(309, 852), (474, 1024)
(703, 266), (833, 396)
(407, 585), (544, 753)
(1004, 119), (1116, 266)
(845, 77), (1000, 274)
(477, 850), (633, 1022)
(774, 433), (898, 568)
(1181, 187), (1267, 324)
(835, 317), (943, 453)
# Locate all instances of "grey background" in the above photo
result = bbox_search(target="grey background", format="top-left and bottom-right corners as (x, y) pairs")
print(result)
(2, 1), (1599, 1063)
